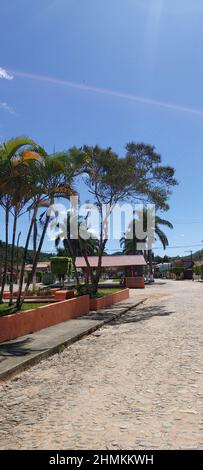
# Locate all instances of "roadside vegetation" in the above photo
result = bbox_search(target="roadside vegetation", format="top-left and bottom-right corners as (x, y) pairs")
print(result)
(0, 137), (177, 312)
(0, 302), (49, 317)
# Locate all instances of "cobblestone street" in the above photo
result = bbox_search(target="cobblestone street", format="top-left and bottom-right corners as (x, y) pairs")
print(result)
(0, 280), (203, 450)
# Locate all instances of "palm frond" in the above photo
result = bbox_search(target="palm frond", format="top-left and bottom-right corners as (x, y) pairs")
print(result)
(155, 227), (169, 249)
(3, 137), (36, 160)
(155, 216), (173, 229)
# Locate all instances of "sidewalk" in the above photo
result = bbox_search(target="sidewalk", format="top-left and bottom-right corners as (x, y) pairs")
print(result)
(0, 294), (147, 381)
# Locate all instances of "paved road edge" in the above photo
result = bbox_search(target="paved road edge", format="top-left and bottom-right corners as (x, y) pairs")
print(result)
(0, 298), (147, 382)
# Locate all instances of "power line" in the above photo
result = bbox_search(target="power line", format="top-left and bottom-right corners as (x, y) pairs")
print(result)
(173, 222), (203, 225)
(34, 243), (203, 253)
(153, 244), (203, 250)
(106, 243), (203, 252)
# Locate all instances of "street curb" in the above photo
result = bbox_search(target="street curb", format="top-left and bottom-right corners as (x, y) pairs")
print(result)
(0, 298), (147, 382)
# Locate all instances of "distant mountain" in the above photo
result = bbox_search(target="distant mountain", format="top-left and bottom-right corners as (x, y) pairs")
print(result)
(0, 240), (54, 266)
(155, 250), (203, 263)
(182, 250), (203, 261)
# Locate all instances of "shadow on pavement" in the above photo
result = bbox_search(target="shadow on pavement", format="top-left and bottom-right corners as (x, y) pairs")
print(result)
(146, 281), (167, 286)
(0, 338), (35, 358)
(111, 303), (173, 326)
(79, 301), (137, 322)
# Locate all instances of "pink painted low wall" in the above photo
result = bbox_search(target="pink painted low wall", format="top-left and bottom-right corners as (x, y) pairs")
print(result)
(54, 290), (75, 301)
(3, 289), (75, 301)
(0, 295), (90, 343)
(3, 294), (56, 302)
(125, 276), (145, 289)
(90, 288), (129, 311)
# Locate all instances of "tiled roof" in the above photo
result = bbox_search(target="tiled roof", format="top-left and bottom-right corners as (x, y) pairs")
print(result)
(75, 255), (146, 268)
(25, 262), (51, 271)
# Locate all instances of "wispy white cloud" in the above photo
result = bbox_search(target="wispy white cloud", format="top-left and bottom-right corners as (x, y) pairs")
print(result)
(134, 0), (203, 15)
(0, 67), (13, 81)
(0, 102), (16, 115)
(11, 69), (203, 118)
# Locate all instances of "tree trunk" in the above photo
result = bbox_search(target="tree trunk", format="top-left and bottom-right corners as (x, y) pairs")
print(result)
(148, 249), (154, 282)
(90, 204), (112, 295)
(65, 238), (81, 289)
(82, 250), (95, 292)
(15, 208), (37, 309)
(0, 203), (9, 303)
(19, 213), (50, 307)
(84, 269), (89, 285)
(16, 231), (21, 285)
(91, 239), (107, 295)
(32, 217), (37, 293)
(9, 208), (18, 305)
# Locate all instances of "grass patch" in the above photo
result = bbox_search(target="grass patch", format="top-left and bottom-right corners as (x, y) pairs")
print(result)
(0, 302), (52, 317)
(76, 286), (123, 299)
(91, 287), (123, 299)
(98, 288), (122, 295)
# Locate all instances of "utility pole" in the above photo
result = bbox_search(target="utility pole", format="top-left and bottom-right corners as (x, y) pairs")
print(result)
(185, 250), (193, 264)
(132, 209), (136, 277)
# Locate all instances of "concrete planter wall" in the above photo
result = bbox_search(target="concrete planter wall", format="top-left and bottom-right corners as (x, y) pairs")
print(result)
(3, 292), (55, 301)
(90, 288), (129, 311)
(3, 290), (75, 302)
(125, 276), (145, 289)
(0, 295), (89, 343)
(54, 291), (75, 301)
(0, 289), (129, 343)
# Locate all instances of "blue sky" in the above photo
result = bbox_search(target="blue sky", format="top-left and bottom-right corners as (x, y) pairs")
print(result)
(1, 0), (203, 257)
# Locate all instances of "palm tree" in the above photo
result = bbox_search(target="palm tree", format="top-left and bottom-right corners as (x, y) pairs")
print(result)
(148, 215), (173, 280)
(4, 149), (43, 305)
(0, 137), (37, 302)
(55, 212), (99, 288)
(17, 152), (76, 308)
(120, 209), (173, 280)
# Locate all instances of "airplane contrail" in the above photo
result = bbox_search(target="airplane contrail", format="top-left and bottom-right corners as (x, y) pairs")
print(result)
(10, 69), (203, 118)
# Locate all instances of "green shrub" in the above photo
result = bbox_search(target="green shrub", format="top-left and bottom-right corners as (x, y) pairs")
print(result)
(51, 257), (72, 277)
(77, 285), (95, 297)
(194, 265), (200, 276)
(42, 272), (55, 285)
(36, 271), (43, 282)
(36, 287), (52, 296)
(171, 267), (184, 275)
(194, 264), (203, 278)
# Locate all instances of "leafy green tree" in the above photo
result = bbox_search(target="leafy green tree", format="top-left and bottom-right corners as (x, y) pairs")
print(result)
(51, 257), (72, 286)
(74, 146), (138, 294)
(125, 142), (177, 211)
(55, 212), (99, 288)
(74, 144), (176, 294)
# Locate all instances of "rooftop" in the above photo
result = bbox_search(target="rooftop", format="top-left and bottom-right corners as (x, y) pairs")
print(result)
(75, 255), (146, 268)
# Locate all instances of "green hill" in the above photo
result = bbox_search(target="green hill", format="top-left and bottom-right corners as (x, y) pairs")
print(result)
(0, 240), (54, 266)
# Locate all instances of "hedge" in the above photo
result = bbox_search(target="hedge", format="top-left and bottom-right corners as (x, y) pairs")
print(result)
(194, 265), (203, 277)
(51, 257), (72, 276)
(42, 272), (55, 285)
(171, 267), (184, 275)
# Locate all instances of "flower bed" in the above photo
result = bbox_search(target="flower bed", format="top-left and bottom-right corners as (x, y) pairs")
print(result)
(0, 295), (89, 343)
(90, 288), (129, 311)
